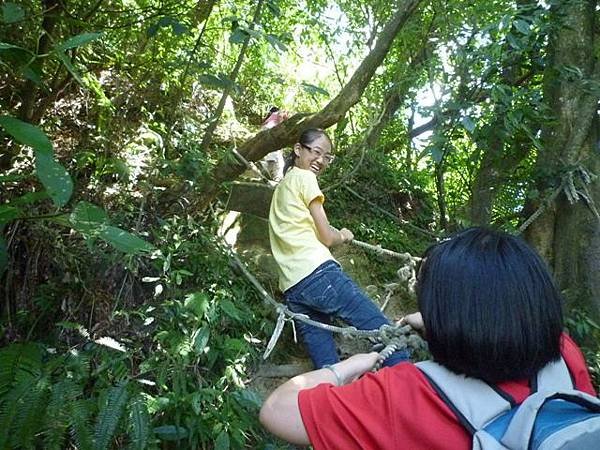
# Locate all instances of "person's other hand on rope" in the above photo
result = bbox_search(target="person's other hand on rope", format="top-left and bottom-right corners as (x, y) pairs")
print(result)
(399, 312), (425, 336)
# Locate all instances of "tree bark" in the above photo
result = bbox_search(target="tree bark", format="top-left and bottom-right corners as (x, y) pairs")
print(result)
(524, 0), (600, 317)
(193, 0), (423, 210)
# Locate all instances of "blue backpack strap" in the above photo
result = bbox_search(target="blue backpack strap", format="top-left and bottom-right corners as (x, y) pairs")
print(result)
(416, 361), (513, 432)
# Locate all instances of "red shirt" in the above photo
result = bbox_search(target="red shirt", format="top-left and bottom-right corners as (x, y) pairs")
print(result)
(298, 334), (596, 450)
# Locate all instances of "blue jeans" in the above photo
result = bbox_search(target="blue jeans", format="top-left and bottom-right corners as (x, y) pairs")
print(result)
(284, 260), (410, 369)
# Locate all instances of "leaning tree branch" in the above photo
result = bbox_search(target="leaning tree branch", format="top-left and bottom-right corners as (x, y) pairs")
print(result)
(194, 0), (423, 210)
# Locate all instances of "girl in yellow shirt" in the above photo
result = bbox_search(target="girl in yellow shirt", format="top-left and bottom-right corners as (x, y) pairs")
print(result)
(268, 128), (408, 368)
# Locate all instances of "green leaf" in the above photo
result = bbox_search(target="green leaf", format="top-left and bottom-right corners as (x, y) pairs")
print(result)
(0, 42), (32, 52)
(0, 116), (53, 155)
(301, 82), (329, 97)
(56, 32), (102, 51)
(2, 3), (24, 24)
(193, 326), (210, 353)
(34, 151), (73, 207)
(461, 116), (476, 133)
(215, 431), (230, 450)
(94, 382), (129, 450)
(229, 28), (249, 44)
(232, 389), (262, 410)
(128, 398), (150, 450)
(265, 34), (287, 52)
(0, 205), (21, 224)
(198, 73), (228, 90)
(513, 19), (530, 35)
(153, 425), (189, 441)
(220, 299), (242, 321)
(184, 292), (210, 318)
(56, 50), (85, 86)
(97, 225), (154, 254)
(429, 146), (444, 163)
(70, 201), (109, 234)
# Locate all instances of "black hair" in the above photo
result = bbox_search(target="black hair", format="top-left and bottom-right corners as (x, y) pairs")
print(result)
(282, 128), (333, 175)
(417, 227), (563, 383)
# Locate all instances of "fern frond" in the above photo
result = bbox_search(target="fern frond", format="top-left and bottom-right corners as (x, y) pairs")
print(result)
(69, 398), (94, 450)
(127, 396), (151, 450)
(93, 381), (129, 450)
(43, 379), (81, 450)
(0, 343), (43, 398)
(0, 376), (39, 449)
(8, 377), (50, 450)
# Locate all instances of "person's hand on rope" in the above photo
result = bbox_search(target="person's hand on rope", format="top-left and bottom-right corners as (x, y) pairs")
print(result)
(399, 312), (425, 336)
(337, 352), (380, 383)
(339, 227), (354, 243)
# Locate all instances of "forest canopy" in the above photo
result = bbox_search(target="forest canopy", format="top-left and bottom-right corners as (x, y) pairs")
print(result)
(1, 0), (599, 448)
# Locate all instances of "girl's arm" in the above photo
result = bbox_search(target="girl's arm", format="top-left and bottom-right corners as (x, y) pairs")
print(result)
(259, 352), (379, 445)
(308, 198), (353, 247)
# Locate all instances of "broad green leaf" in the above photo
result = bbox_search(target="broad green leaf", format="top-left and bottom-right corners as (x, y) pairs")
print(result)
(215, 431), (230, 450)
(56, 32), (102, 51)
(461, 116), (476, 133)
(70, 201), (109, 233)
(198, 74), (228, 90)
(0, 116), (52, 155)
(513, 19), (530, 35)
(429, 146), (444, 163)
(229, 28), (249, 44)
(34, 151), (73, 207)
(56, 51), (84, 86)
(97, 225), (154, 254)
(1, 3), (24, 24)
(265, 34), (287, 52)
(232, 389), (262, 410)
(0, 42), (31, 52)
(0, 236), (7, 276)
(220, 299), (242, 320)
(193, 326), (210, 353)
(0, 205), (21, 224)
(153, 425), (188, 441)
(301, 82), (329, 97)
(21, 66), (43, 86)
(171, 21), (188, 36)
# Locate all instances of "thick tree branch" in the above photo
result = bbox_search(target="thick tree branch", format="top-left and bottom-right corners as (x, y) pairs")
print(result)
(194, 0), (423, 209)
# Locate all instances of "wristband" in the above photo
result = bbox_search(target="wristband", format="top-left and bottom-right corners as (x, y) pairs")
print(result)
(323, 364), (343, 386)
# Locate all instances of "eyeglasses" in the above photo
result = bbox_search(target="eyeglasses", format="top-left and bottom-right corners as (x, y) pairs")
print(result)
(301, 143), (335, 164)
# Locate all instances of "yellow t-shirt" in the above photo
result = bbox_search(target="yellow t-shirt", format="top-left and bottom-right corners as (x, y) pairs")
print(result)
(269, 167), (334, 292)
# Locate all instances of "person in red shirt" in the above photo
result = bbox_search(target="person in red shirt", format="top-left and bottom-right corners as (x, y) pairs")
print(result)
(259, 227), (597, 449)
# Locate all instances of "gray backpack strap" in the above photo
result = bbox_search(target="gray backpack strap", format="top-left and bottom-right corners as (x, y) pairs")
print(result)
(535, 357), (573, 392)
(416, 361), (512, 431)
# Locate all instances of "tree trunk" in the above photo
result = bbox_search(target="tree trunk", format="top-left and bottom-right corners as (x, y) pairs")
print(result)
(193, 0), (423, 211)
(524, 0), (600, 317)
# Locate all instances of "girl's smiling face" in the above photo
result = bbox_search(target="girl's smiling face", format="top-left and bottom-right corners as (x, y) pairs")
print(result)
(293, 135), (334, 175)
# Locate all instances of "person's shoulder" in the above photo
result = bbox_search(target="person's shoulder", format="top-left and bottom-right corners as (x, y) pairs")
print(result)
(372, 362), (435, 389)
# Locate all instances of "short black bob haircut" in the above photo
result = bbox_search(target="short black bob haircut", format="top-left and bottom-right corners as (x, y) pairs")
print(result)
(417, 227), (563, 383)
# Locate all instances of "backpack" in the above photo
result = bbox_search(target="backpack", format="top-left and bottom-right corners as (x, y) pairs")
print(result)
(416, 358), (600, 449)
